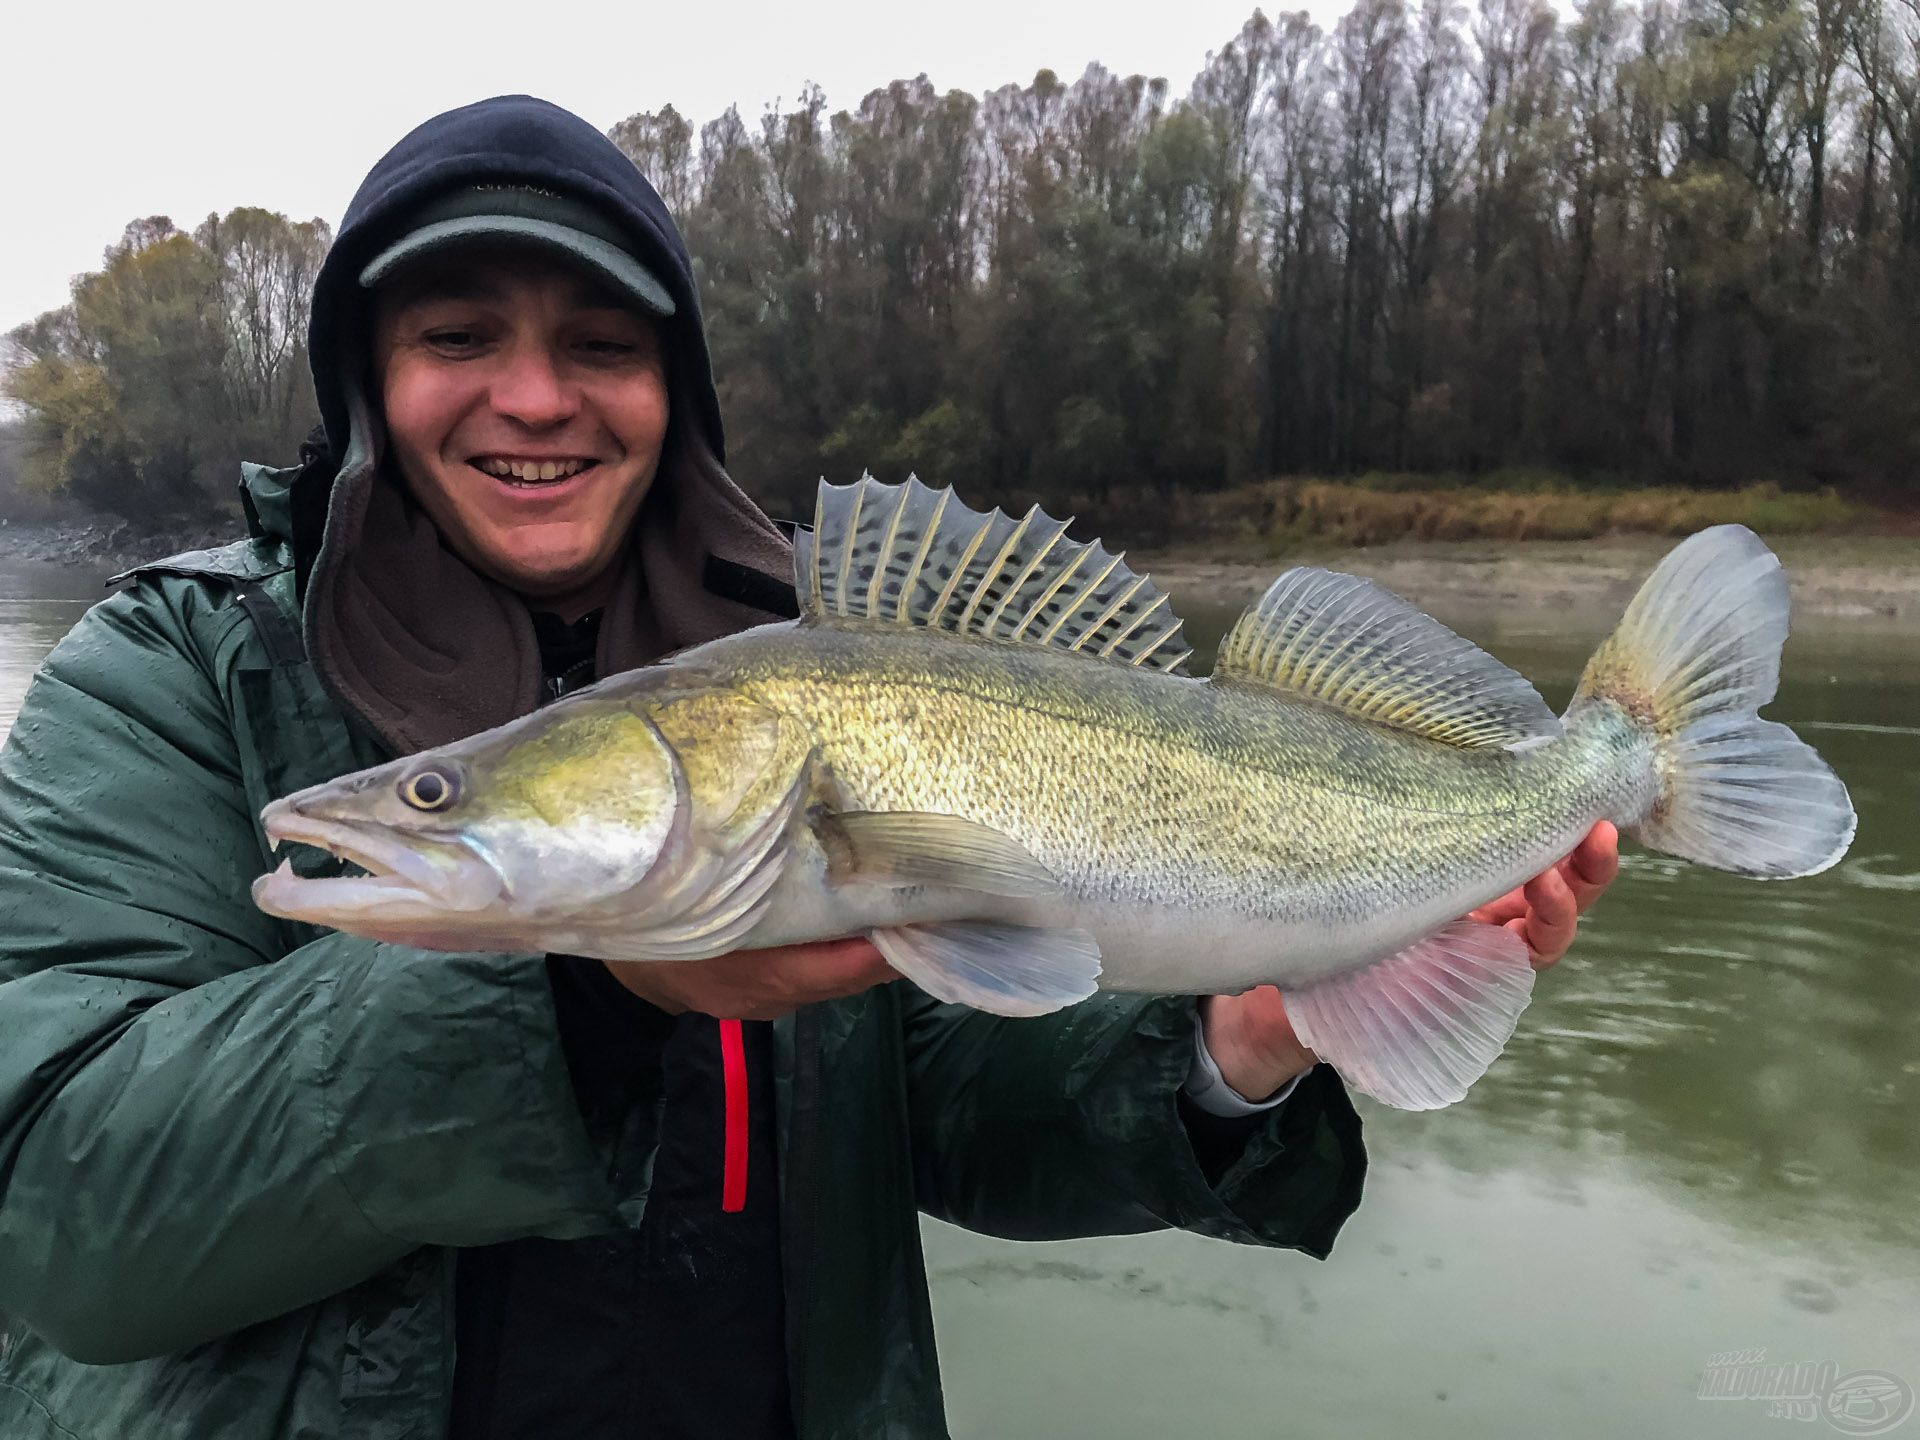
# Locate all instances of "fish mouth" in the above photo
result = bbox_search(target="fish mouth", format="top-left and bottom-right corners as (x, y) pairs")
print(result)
(252, 798), (505, 922)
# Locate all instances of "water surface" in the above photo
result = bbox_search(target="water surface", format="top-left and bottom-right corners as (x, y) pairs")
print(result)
(1, 555), (1914, 1438)
(926, 596), (1920, 1440)
(0, 558), (106, 739)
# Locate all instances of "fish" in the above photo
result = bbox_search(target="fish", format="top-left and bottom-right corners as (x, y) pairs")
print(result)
(253, 475), (1857, 1110)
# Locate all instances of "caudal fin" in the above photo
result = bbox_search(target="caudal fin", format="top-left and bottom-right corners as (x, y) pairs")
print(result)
(1570, 525), (1854, 877)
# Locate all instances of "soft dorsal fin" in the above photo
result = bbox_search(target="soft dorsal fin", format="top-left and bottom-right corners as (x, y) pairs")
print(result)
(1213, 568), (1561, 749)
(794, 474), (1192, 672)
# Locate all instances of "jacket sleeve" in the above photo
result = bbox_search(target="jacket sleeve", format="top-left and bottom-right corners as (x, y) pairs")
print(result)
(899, 985), (1367, 1258)
(0, 585), (658, 1365)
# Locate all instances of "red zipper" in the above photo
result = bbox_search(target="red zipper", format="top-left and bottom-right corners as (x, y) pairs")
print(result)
(718, 1018), (748, 1213)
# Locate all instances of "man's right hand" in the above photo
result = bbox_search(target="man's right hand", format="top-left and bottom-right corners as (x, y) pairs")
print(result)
(601, 938), (898, 1021)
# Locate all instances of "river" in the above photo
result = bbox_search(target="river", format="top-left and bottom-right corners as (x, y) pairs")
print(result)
(2, 550), (1915, 1438)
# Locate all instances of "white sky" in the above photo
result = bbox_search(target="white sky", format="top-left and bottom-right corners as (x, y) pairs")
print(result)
(0, 0), (1340, 336)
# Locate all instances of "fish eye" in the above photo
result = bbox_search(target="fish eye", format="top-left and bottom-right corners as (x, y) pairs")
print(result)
(398, 766), (460, 813)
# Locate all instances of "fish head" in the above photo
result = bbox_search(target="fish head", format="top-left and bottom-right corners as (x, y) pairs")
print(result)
(253, 680), (818, 956)
(252, 692), (696, 950)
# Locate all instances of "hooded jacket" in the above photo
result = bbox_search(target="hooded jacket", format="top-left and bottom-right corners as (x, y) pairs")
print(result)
(0, 96), (1368, 1440)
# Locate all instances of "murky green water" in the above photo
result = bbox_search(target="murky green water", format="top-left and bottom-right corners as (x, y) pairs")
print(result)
(2, 555), (1915, 1437)
(0, 559), (103, 739)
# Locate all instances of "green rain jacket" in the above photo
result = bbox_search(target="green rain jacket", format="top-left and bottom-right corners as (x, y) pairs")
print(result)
(0, 463), (1366, 1440)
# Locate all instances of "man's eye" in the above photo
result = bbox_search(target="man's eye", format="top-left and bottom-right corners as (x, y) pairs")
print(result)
(424, 330), (495, 359)
(579, 339), (639, 357)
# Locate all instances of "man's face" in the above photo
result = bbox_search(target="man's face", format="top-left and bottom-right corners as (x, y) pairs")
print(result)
(371, 249), (669, 613)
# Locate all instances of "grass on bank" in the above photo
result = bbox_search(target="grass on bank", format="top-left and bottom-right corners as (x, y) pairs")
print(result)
(1190, 475), (1881, 552)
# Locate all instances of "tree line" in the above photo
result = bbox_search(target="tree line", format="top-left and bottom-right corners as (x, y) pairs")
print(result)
(4, 211), (329, 517)
(7, 0), (1918, 525)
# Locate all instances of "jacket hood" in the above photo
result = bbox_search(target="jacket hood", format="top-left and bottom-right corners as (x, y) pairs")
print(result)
(307, 93), (724, 465)
(296, 95), (790, 757)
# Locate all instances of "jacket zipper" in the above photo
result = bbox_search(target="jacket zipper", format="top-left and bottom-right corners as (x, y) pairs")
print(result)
(719, 1018), (748, 1212)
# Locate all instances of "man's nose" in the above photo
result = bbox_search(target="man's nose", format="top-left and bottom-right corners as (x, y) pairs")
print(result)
(489, 344), (578, 427)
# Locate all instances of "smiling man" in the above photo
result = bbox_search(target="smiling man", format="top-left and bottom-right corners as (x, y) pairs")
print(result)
(367, 243), (672, 617)
(0, 95), (1616, 1440)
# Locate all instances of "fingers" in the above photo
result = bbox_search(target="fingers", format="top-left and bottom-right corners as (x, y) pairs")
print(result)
(740, 936), (898, 995)
(1469, 887), (1527, 926)
(1518, 865), (1579, 969)
(850, 946), (903, 988)
(619, 937), (899, 1022)
(789, 935), (885, 967)
(1468, 823), (1620, 969)
(599, 957), (689, 1011)
(1561, 821), (1620, 912)
(801, 936), (898, 987)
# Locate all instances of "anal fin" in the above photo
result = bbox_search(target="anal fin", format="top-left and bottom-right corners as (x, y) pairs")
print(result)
(1281, 920), (1533, 1110)
(872, 921), (1101, 1016)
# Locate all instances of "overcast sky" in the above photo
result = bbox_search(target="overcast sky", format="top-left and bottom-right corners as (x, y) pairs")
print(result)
(0, 0), (1346, 336)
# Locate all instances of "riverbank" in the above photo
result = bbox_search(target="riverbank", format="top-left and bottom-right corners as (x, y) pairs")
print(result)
(0, 517), (235, 570)
(8, 510), (1920, 627)
(1145, 532), (1920, 625)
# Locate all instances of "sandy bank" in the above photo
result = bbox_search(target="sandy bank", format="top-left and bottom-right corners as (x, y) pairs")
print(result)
(9, 515), (1918, 628)
(1144, 533), (1920, 626)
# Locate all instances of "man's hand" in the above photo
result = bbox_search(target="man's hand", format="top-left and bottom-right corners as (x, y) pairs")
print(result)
(601, 938), (897, 1021)
(1200, 821), (1623, 1103)
(1467, 821), (1620, 970)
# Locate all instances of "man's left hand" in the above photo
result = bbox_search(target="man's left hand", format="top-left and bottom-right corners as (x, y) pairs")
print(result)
(1466, 821), (1620, 970)
(1198, 821), (1622, 1104)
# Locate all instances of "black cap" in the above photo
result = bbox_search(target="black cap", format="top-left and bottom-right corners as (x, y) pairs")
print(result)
(358, 184), (676, 317)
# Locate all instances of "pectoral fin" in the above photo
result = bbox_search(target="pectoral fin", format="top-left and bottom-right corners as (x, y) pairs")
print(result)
(820, 811), (1060, 898)
(1281, 920), (1534, 1110)
(872, 921), (1101, 1016)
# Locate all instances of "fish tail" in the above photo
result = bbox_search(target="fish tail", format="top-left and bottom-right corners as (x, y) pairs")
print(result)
(1568, 525), (1854, 877)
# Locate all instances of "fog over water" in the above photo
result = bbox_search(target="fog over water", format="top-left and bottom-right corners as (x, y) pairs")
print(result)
(3, 555), (1915, 1438)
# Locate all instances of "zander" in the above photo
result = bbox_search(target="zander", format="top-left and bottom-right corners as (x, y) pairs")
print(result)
(254, 476), (1856, 1110)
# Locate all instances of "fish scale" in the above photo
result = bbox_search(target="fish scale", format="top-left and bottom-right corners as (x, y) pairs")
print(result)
(707, 621), (1613, 989)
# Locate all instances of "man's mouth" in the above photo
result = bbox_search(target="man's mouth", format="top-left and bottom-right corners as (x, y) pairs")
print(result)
(471, 457), (599, 486)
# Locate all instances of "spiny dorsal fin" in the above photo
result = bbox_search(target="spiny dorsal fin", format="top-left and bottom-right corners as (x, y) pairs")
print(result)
(1213, 568), (1561, 750)
(793, 474), (1192, 672)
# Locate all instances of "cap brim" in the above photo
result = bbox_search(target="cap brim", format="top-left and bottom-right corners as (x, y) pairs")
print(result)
(359, 215), (677, 318)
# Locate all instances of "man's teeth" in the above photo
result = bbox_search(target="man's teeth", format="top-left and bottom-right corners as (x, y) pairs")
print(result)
(476, 458), (591, 482)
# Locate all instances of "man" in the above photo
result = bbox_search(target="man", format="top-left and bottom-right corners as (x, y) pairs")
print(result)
(0, 96), (1616, 1439)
